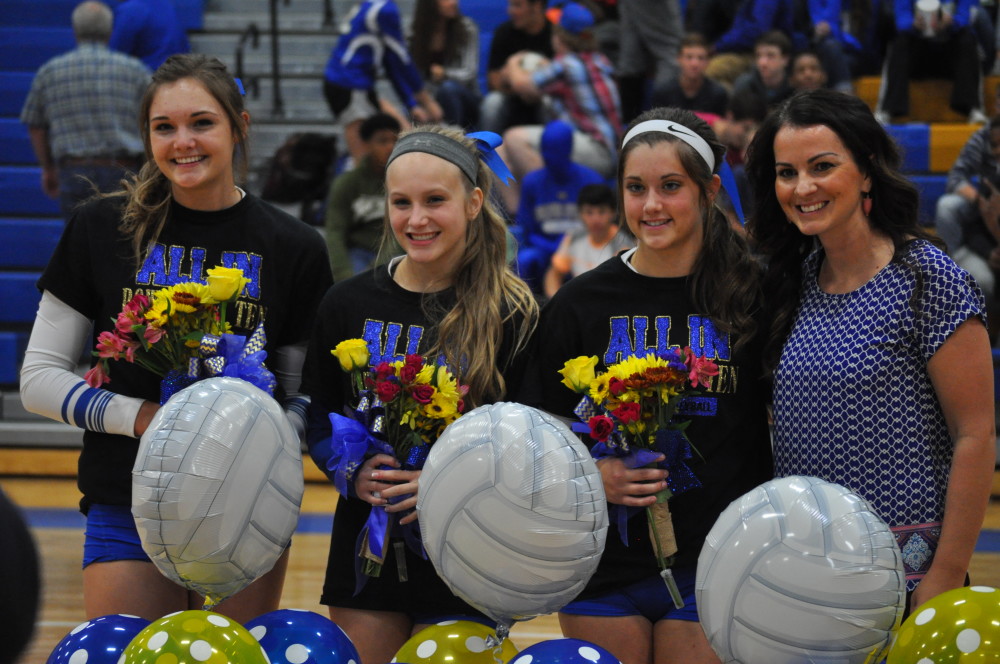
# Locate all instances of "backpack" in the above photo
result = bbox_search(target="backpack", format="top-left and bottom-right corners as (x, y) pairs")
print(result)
(260, 132), (338, 204)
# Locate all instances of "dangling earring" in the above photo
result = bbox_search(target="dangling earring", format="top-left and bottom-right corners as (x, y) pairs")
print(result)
(862, 191), (873, 217)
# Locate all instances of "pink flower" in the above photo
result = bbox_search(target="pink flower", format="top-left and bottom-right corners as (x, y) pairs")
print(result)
(588, 415), (615, 442)
(684, 347), (719, 388)
(124, 293), (150, 315)
(613, 402), (642, 424)
(410, 384), (435, 404)
(95, 331), (129, 360)
(84, 363), (110, 388)
(144, 326), (165, 344)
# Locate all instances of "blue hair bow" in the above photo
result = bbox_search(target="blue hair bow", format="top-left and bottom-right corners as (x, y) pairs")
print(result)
(467, 131), (516, 186)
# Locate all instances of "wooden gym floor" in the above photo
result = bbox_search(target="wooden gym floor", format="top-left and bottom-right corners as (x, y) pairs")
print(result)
(3, 469), (999, 664)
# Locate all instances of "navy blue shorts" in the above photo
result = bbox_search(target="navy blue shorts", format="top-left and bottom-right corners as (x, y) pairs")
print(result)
(82, 504), (149, 568)
(559, 567), (700, 623)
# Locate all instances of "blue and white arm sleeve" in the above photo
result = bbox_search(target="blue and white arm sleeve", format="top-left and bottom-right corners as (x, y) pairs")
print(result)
(19, 291), (144, 437)
(272, 342), (309, 443)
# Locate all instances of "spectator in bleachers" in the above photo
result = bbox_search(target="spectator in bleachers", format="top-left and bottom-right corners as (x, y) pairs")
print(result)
(324, 113), (402, 282)
(650, 32), (729, 120)
(323, 0), (443, 163)
(794, 0), (856, 92)
(109, 0), (190, 70)
(789, 49), (828, 93)
(513, 119), (606, 292)
(615, 0), (683, 122)
(876, 0), (988, 124)
(840, 0), (895, 77)
(934, 114), (1000, 308)
(409, 0), (481, 128)
(20, 1), (150, 222)
(499, 2), (622, 212)
(543, 182), (633, 297)
(731, 30), (796, 112)
(479, 0), (554, 134)
(701, 0), (804, 87)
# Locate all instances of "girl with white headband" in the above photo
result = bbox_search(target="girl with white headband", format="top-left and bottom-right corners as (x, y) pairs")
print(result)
(302, 125), (538, 664)
(533, 107), (772, 664)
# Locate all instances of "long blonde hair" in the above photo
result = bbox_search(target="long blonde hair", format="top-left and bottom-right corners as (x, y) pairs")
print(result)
(387, 125), (539, 406)
(117, 54), (249, 266)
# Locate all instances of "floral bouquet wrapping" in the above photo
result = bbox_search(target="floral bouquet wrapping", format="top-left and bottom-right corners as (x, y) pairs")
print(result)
(559, 348), (718, 608)
(85, 266), (276, 401)
(327, 339), (467, 588)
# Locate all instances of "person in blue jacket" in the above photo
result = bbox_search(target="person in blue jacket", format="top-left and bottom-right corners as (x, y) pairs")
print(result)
(703, 0), (805, 86)
(323, 0), (443, 162)
(109, 0), (189, 70)
(514, 119), (605, 293)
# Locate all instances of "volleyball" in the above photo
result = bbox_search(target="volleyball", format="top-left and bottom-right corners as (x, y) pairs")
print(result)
(696, 475), (905, 664)
(417, 402), (608, 628)
(132, 377), (304, 606)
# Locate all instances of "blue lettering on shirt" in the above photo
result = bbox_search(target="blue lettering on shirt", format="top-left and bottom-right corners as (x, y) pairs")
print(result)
(605, 315), (675, 364)
(363, 319), (425, 364)
(688, 316), (730, 361)
(134, 245), (262, 300)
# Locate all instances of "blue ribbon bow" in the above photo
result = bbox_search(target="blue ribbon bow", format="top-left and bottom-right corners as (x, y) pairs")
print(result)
(467, 131), (516, 186)
(199, 321), (277, 395)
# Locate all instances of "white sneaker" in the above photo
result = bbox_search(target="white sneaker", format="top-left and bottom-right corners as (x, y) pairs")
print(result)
(968, 108), (989, 124)
(874, 110), (891, 126)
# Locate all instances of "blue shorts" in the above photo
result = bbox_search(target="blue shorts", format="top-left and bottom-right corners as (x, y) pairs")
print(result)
(560, 567), (700, 623)
(82, 504), (149, 569)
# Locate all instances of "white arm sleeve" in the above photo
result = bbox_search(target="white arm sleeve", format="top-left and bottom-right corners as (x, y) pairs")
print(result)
(19, 291), (145, 437)
(272, 342), (309, 443)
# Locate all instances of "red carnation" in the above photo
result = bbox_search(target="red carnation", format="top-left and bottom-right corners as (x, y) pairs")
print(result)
(613, 402), (642, 424)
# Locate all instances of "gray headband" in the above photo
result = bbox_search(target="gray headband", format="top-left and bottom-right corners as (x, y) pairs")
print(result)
(386, 132), (478, 183)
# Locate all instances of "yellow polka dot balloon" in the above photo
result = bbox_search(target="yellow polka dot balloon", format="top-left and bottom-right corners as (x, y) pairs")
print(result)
(122, 610), (270, 664)
(887, 586), (1000, 663)
(391, 621), (519, 664)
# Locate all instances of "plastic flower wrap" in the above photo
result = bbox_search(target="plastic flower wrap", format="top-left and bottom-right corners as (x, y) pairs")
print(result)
(85, 266), (274, 401)
(560, 347), (717, 608)
(328, 339), (468, 584)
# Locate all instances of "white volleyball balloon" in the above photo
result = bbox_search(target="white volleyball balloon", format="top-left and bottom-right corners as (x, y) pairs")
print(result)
(417, 402), (608, 628)
(696, 475), (905, 664)
(132, 376), (303, 606)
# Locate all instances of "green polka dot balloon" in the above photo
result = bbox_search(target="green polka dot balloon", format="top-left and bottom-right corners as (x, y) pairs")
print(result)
(122, 610), (271, 664)
(887, 586), (1000, 663)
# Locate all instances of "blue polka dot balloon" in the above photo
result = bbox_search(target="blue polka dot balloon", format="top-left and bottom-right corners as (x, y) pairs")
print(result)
(509, 639), (621, 664)
(245, 609), (361, 664)
(46, 614), (150, 664)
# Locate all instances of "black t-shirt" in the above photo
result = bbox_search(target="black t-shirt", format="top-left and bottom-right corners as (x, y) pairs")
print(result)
(301, 264), (531, 613)
(486, 20), (555, 72)
(532, 255), (772, 596)
(651, 77), (729, 117)
(39, 194), (333, 511)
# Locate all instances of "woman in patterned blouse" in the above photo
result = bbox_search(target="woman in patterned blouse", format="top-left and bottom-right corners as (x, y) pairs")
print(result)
(744, 88), (996, 614)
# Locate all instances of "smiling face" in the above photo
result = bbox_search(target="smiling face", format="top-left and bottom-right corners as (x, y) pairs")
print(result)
(622, 141), (717, 274)
(773, 124), (871, 241)
(386, 151), (483, 285)
(148, 77), (247, 210)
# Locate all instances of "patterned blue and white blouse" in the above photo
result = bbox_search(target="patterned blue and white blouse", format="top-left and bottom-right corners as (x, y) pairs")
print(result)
(772, 239), (986, 589)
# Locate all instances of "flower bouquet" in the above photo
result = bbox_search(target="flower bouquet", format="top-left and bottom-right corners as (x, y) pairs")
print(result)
(328, 339), (467, 584)
(85, 266), (276, 401)
(559, 348), (718, 608)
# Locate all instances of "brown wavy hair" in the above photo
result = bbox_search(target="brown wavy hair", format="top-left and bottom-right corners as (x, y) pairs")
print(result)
(115, 54), (249, 266)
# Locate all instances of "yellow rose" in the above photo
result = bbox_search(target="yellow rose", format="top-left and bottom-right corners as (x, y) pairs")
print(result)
(206, 266), (249, 302)
(331, 338), (370, 371)
(559, 355), (598, 393)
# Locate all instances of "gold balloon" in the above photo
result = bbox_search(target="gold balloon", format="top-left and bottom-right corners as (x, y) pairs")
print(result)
(393, 621), (519, 664)
(887, 586), (1000, 663)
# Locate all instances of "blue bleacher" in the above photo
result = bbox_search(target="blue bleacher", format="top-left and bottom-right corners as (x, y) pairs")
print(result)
(886, 124), (930, 174)
(0, 119), (37, 165)
(2, 0), (203, 31)
(0, 273), (42, 325)
(909, 173), (949, 228)
(0, 28), (77, 72)
(0, 167), (61, 217)
(0, 332), (29, 384)
(0, 73), (34, 118)
(0, 219), (62, 270)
